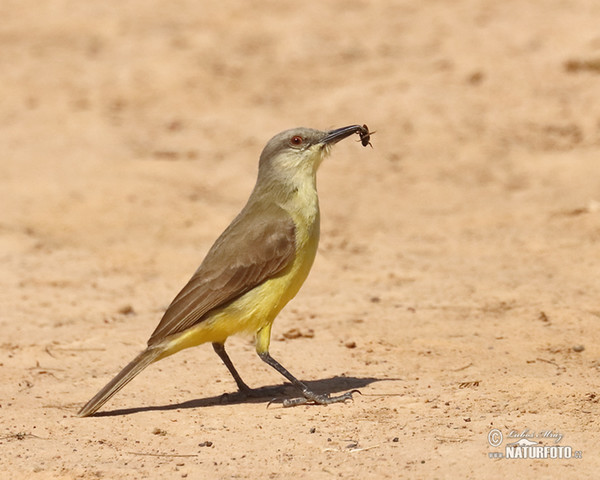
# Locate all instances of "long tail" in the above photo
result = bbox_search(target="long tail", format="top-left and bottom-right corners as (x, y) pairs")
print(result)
(77, 348), (162, 417)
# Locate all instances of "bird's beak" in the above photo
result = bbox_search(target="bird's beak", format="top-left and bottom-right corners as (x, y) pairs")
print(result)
(320, 125), (365, 145)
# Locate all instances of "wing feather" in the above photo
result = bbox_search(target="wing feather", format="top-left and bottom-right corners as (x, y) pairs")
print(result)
(147, 205), (296, 346)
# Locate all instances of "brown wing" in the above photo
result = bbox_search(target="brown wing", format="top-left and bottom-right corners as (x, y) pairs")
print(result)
(147, 204), (296, 346)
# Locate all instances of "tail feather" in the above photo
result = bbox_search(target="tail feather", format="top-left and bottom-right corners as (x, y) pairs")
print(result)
(77, 348), (162, 417)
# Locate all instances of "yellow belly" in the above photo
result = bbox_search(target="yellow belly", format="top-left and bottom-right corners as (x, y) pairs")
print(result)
(156, 218), (319, 360)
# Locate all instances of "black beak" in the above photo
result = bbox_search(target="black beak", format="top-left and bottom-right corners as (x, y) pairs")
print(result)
(320, 125), (366, 145)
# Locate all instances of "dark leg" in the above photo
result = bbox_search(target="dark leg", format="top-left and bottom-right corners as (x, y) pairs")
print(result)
(212, 342), (254, 395)
(258, 351), (359, 407)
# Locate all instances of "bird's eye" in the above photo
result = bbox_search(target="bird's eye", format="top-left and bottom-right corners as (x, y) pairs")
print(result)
(290, 135), (304, 146)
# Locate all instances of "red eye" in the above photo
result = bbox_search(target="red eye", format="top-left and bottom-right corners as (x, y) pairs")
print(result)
(290, 135), (303, 146)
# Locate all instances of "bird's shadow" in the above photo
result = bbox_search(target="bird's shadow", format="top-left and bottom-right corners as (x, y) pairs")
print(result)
(90, 375), (390, 417)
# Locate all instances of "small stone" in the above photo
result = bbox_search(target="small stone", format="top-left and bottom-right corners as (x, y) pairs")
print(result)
(118, 305), (135, 315)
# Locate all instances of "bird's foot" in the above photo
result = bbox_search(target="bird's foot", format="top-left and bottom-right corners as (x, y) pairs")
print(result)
(281, 389), (361, 407)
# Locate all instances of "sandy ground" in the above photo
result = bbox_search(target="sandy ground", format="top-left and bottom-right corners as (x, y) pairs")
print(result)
(2, 1), (600, 478)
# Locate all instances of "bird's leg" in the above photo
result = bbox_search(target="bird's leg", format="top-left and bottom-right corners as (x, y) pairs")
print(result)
(258, 351), (359, 407)
(212, 343), (256, 396)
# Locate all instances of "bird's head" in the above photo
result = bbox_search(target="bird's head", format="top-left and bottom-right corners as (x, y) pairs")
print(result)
(257, 125), (368, 182)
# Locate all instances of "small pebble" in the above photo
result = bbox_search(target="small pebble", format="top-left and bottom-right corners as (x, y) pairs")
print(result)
(118, 305), (135, 315)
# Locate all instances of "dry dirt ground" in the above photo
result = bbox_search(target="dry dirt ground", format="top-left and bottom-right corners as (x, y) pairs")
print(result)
(2, 1), (600, 478)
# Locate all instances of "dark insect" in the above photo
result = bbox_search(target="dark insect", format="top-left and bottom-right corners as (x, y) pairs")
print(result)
(358, 124), (374, 148)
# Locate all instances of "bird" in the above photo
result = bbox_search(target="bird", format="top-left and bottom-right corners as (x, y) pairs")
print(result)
(77, 124), (372, 417)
